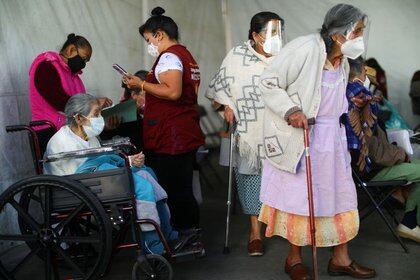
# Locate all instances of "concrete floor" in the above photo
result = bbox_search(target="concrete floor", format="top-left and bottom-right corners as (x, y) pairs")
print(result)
(104, 151), (420, 280)
(2, 150), (420, 279)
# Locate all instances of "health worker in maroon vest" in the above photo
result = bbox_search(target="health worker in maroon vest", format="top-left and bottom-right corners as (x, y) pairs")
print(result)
(124, 7), (204, 232)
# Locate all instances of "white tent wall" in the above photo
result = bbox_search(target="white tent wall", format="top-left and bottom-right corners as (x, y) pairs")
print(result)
(225, 0), (420, 126)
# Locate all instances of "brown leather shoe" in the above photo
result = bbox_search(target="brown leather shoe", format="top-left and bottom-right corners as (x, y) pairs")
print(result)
(247, 239), (264, 256)
(328, 259), (376, 278)
(285, 261), (311, 280)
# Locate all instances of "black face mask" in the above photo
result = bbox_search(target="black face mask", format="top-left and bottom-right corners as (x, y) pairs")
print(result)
(67, 54), (86, 73)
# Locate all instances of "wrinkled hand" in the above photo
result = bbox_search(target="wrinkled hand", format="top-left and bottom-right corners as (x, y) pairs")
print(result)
(351, 94), (371, 108)
(129, 152), (145, 167)
(105, 115), (121, 130)
(373, 91), (384, 103)
(132, 92), (145, 108)
(123, 75), (142, 90)
(98, 97), (113, 108)
(223, 106), (235, 125)
(287, 111), (308, 129)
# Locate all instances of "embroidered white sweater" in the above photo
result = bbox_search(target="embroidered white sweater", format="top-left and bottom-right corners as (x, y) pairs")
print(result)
(206, 40), (274, 174)
(259, 33), (349, 173)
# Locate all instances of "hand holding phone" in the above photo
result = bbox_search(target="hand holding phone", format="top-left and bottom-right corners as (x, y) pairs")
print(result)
(123, 75), (142, 89)
(112, 63), (129, 76)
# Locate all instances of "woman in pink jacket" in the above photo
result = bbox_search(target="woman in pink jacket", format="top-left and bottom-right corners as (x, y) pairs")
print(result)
(29, 33), (112, 129)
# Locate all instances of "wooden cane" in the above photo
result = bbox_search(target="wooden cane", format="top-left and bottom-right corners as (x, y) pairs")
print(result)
(304, 117), (318, 280)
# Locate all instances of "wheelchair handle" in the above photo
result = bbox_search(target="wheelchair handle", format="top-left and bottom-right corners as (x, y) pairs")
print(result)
(6, 125), (31, 133)
(29, 120), (57, 130)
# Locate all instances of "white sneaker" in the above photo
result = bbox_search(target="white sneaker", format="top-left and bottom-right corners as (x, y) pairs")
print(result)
(397, 224), (420, 243)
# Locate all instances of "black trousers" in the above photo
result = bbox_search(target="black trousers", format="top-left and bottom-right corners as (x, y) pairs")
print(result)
(145, 150), (200, 230)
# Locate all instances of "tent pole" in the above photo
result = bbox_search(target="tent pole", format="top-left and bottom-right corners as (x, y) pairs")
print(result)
(221, 0), (233, 53)
(142, 0), (151, 68)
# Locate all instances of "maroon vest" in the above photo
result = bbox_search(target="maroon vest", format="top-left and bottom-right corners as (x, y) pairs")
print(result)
(143, 44), (204, 154)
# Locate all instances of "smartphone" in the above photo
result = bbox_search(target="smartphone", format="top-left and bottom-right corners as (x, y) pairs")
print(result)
(112, 63), (128, 76)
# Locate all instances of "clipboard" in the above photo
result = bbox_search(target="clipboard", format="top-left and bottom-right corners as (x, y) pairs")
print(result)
(102, 99), (137, 123)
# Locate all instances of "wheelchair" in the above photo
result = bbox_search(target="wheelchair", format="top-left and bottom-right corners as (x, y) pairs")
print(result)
(0, 120), (204, 280)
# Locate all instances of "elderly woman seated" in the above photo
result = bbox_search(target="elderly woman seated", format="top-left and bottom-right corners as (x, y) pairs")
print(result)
(43, 93), (178, 254)
(344, 57), (420, 243)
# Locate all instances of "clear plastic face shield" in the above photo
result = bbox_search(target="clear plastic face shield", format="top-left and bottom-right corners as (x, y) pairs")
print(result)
(258, 19), (284, 56)
(339, 17), (370, 60)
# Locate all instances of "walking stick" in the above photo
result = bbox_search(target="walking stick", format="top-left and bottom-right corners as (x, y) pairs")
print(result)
(304, 118), (318, 280)
(223, 123), (235, 254)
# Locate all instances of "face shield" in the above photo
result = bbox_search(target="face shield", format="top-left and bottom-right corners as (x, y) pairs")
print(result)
(340, 17), (370, 59)
(365, 66), (378, 86)
(259, 19), (284, 56)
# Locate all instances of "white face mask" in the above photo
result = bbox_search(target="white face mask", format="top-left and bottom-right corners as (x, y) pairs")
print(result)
(147, 42), (159, 57)
(83, 116), (105, 138)
(363, 77), (371, 90)
(340, 36), (365, 60)
(354, 77), (371, 91)
(262, 34), (282, 56)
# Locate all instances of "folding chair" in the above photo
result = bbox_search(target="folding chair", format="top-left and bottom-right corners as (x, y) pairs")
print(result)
(352, 169), (409, 253)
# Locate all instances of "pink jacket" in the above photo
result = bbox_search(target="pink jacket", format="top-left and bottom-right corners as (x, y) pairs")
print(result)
(29, 51), (86, 129)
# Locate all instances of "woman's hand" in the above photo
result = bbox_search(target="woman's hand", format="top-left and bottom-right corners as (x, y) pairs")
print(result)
(123, 75), (142, 89)
(129, 152), (145, 167)
(131, 92), (145, 108)
(98, 97), (113, 108)
(287, 111), (308, 129)
(351, 94), (371, 108)
(224, 106), (235, 125)
(104, 115), (121, 130)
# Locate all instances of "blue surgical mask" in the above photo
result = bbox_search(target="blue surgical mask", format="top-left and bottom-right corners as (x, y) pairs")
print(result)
(83, 116), (105, 138)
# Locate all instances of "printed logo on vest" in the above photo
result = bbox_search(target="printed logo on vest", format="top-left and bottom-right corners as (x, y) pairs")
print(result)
(191, 67), (200, 81)
(264, 136), (283, 158)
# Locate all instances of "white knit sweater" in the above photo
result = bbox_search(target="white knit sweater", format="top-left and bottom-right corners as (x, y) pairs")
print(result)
(259, 33), (349, 173)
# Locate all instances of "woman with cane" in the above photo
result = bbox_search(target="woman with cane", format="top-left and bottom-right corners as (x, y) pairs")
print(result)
(206, 12), (284, 256)
(258, 4), (375, 280)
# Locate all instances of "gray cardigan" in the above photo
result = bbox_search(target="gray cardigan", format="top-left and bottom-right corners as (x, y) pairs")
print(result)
(259, 33), (349, 173)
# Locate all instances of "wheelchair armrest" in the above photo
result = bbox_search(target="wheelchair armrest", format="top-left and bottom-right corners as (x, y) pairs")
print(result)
(100, 137), (138, 154)
(364, 180), (408, 188)
(100, 137), (131, 147)
(44, 146), (123, 162)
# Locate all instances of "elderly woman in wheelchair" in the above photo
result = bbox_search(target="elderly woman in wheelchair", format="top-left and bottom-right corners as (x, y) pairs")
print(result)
(43, 93), (181, 254)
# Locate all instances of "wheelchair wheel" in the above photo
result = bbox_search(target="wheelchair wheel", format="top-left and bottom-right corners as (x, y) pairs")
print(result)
(131, 254), (173, 280)
(0, 175), (113, 280)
